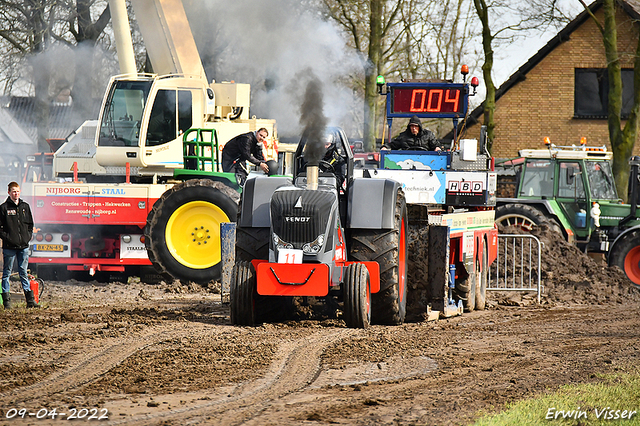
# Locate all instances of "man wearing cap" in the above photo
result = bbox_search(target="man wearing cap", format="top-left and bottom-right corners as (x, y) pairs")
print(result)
(382, 115), (442, 151)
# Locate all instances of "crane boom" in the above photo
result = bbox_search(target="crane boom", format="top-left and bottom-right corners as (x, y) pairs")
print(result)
(108, 0), (137, 75)
(130, 0), (207, 80)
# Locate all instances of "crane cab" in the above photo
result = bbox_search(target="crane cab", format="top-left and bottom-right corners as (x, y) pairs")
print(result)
(95, 73), (212, 174)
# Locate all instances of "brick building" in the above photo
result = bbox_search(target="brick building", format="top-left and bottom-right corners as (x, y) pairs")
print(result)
(464, 0), (640, 159)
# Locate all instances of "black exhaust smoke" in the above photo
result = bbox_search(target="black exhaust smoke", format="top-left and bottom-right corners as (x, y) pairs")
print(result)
(300, 74), (327, 167)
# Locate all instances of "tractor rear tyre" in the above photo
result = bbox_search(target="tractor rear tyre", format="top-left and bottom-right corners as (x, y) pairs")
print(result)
(495, 204), (562, 235)
(236, 227), (270, 261)
(230, 260), (257, 325)
(349, 190), (408, 325)
(235, 196), (270, 261)
(609, 229), (640, 289)
(145, 179), (239, 284)
(475, 239), (488, 310)
(343, 263), (371, 328)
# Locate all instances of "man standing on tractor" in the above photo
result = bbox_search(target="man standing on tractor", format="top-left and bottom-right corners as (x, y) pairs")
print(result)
(0, 182), (38, 309)
(382, 115), (442, 151)
(222, 128), (270, 185)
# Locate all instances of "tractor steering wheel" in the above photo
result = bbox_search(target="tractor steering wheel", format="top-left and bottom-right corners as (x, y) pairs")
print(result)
(318, 160), (336, 174)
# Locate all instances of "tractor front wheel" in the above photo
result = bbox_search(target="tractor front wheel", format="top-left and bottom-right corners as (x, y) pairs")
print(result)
(343, 263), (371, 329)
(230, 260), (257, 325)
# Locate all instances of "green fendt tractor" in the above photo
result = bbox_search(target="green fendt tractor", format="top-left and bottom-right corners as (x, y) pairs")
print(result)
(495, 138), (640, 288)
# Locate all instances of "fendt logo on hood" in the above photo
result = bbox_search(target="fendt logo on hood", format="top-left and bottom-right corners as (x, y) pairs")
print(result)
(284, 217), (311, 223)
(46, 187), (81, 195)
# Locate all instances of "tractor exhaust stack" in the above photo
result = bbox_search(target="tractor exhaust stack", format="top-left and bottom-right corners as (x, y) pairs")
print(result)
(307, 165), (319, 190)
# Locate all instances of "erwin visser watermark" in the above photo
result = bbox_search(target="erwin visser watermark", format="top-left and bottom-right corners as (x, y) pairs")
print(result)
(546, 407), (637, 421)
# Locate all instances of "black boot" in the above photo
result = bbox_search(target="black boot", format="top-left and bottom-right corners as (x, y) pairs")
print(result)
(1, 292), (11, 310)
(24, 290), (39, 308)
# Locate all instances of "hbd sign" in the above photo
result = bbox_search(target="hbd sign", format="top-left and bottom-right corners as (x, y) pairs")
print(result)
(448, 181), (483, 193)
(446, 174), (486, 206)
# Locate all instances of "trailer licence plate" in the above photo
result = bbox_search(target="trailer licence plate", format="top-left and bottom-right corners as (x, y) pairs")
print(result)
(33, 244), (64, 252)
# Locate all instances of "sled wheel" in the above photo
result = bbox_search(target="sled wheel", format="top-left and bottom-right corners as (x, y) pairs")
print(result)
(343, 263), (371, 329)
(230, 260), (257, 326)
(475, 239), (488, 310)
(145, 179), (239, 284)
(609, 229), (640, 289)
(349, 190), (408, 325)
(495, 204), (562, 234)
(453, 265), (476, 312)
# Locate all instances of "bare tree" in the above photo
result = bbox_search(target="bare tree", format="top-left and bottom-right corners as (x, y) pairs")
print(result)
(472, 0), (572, 153)
(319, 0), (479, 149)
(0, 0), (121, 151)
(66, 0), (112, 123)
(578, 0), (640, 201)
(319, 0), (405, 150)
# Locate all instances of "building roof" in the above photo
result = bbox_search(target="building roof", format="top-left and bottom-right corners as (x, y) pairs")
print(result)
(463, 0), (640, 130)
(2, 96), (100, 144)
(0, 108), (32, 146)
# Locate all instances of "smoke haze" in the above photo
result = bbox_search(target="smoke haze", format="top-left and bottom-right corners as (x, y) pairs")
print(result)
(186, 0), (362, 138)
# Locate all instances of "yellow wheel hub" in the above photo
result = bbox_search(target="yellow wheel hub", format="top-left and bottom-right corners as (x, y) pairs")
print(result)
(165, 201), (230, 269)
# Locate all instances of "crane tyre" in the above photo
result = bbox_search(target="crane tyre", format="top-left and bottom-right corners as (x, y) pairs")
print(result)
(230, 260), (257, 325)
(495, 204), (562, 235)
(609, 229), (640, 289)
(475, 238), (488, 310)
(343, 263), (371, 328)
(145, 179), (239, 284)
(349, 190), (407, 325)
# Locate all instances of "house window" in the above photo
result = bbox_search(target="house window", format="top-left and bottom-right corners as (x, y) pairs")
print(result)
(574, 68), (634, 119)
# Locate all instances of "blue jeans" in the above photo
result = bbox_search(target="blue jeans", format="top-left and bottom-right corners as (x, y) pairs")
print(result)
(2, 248), (30, 293)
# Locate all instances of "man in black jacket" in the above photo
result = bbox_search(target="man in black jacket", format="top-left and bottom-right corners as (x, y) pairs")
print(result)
(0, 182), (38, 309)
(382, 115), (442, 151)
(222, 128), (270, 185)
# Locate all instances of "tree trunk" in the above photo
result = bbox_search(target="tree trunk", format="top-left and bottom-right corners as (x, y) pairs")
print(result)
(364, 0), (383, 152)
(473, 0), (495, 154)
(28, 0), (52, 153)
(599, 0), (640, 202)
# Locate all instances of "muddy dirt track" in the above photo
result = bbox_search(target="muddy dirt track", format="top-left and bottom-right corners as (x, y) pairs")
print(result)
(1, 228), (639, 425)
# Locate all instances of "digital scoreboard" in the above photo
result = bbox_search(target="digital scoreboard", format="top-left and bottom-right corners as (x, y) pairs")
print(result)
(387, 83), (468, 119)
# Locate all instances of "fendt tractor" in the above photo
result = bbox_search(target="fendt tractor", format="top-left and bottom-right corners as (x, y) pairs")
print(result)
(25, 0), (279, 282)
(229, 68), (498, 328)
(495, 138), (640, 288)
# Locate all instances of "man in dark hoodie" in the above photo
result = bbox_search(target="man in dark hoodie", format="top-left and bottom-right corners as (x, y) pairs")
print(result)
(382, 115), (442, 151)
(0, 182), (38, 309)
(222, 128), (270, 186)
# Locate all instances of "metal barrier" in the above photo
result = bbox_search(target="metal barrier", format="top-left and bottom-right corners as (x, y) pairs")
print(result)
(488, 234), (543, 303)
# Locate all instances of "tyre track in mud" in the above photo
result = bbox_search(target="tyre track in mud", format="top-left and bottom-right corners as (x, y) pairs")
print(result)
(0, 322), (214, 406)
(109, 328), (355, 426)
